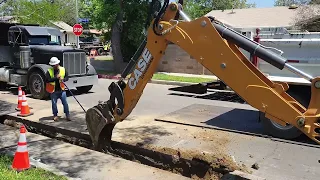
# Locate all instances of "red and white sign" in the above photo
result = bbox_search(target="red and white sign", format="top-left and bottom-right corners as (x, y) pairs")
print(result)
(73, 24), (83, 36)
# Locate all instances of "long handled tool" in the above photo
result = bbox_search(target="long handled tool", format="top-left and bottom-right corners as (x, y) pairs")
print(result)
(62, 81), (87, 113)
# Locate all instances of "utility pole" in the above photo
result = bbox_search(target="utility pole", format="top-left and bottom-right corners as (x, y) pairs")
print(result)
(75, 0), (79, 48)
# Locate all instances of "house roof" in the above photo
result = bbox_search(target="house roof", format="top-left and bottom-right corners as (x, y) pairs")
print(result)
(0, 16), (15, 21)
(50, 21), (73, 33)
(205, 5), (320, 29)
(83, 29), (103, 35)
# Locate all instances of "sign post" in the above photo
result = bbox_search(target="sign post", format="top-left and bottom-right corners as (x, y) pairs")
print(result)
(75, 0), (79, 48)
(73, 24), (83, 48)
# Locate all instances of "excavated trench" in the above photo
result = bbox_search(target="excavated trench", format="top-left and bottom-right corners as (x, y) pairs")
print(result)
(0, 115), (250, 180)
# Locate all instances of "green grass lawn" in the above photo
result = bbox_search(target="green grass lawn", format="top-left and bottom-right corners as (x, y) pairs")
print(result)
(96, 70), (116, 75)
(96, 70), (214, 83)
(94, 55), (114, 61)
(87, 55), (113, 61)
(0, 154), (68, 180)
(152, 73), (213, 83)
(91, 57), (213, 83)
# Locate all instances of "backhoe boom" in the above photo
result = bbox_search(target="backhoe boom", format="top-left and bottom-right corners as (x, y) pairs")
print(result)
(85, 1), (320, 150)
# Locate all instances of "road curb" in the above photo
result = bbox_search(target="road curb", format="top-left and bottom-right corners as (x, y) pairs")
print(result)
(0, 150), (81, 180)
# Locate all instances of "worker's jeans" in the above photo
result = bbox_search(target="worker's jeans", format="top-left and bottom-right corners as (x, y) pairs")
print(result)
(50, 91), (69, 117)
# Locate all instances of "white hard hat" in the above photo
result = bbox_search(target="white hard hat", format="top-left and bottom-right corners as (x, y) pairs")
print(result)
(49, 57), (60, 65)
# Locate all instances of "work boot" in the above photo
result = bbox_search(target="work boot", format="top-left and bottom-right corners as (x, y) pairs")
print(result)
(65, 115), (71, 121)
(53, 116), (59, 121)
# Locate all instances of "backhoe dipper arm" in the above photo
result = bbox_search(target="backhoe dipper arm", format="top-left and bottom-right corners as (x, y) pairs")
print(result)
(85, 1), (320, 150)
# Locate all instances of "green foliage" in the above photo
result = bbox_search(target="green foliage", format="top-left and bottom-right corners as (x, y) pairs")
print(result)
(82, 0), (149, 61)
(79, 0), (120, 32)
(2, 0), (77, 26)
(0, 0), (257, 63)
(120, 1), (149, 61)
(184, 0), (256, 19)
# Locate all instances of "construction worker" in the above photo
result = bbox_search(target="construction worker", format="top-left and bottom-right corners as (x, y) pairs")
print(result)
(45, 57), (70, 121)
(89, 48), (97, 60)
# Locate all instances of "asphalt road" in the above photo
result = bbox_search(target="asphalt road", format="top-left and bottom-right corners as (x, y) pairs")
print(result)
(1, 79), (320, 180)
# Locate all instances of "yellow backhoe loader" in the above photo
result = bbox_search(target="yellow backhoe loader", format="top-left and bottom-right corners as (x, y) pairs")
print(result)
(85, 0), (320, 150)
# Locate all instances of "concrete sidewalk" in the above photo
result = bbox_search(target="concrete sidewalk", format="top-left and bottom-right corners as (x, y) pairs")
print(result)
(0, 124), (190, 180)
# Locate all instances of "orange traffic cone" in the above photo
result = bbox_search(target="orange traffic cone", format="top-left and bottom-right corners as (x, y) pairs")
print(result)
(17, 91), (33, 117)
(15, 86), (23, 111)
(12, 125), (30, 171)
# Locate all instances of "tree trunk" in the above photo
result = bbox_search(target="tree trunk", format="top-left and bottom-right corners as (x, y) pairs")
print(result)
(111, 1), (124, 74)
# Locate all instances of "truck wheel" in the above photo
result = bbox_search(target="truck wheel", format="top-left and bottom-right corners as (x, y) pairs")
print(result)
(28, 71), (49, 100)
(0, 82), (7, 90)
(97, 48), (104, 56)
(77, 85), (93, 93)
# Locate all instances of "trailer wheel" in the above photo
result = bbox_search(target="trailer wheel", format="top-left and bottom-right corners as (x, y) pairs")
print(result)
(28, 71), (49, 100)
(77, 85), (93, 93)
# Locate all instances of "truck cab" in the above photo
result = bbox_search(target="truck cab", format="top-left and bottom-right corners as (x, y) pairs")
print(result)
(0, 22), (98, 99)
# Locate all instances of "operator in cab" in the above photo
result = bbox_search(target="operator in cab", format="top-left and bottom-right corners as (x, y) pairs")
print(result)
(45, 57), (71, 121)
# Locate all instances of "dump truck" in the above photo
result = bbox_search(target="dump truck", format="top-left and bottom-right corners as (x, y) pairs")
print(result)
(84, 1), (320, 150)
(0, 22), (98, 99)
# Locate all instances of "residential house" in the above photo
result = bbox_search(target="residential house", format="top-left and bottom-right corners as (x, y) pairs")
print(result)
(50, 21), (77, 45)
(0, 16), (18, 23)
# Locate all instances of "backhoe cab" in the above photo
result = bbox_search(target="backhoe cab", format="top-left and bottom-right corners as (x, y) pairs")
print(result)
(85, 0), (320, 150)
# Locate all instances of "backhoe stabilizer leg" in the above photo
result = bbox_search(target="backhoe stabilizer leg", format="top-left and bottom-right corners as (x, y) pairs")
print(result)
(85, 102), (116, 150)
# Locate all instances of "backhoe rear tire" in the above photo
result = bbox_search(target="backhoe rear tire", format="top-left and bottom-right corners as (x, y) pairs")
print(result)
(260, 84), (310, 140)
(260, 111), (302, 140)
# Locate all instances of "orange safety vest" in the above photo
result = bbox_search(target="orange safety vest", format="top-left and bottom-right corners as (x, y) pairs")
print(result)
(46, 66), (66, 93)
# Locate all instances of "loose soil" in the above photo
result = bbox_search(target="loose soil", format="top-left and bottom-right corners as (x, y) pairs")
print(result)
(140, 144), (250, 179)
(1, 117), (251, 180)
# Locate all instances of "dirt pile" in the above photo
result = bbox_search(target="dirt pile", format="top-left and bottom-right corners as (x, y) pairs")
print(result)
(140, 144), (250, 180)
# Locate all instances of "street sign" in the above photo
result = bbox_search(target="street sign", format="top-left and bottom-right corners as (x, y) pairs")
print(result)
(78, 18), (90, 23)
(73, 24), (83, 36)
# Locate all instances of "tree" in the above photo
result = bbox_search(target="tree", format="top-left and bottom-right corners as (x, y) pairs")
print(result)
(0, 0), (77, 26)
(310, 0), (320, 4)
(83, 0), (150, 72)
(274, 0), (310, 6)
(293, 0), (320, 31)
(274, 0), (320, 31)
(79, 0), (257, 73)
